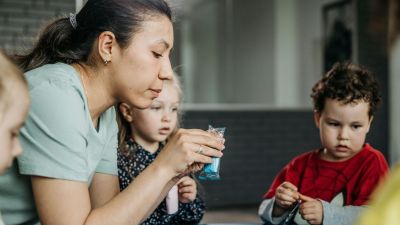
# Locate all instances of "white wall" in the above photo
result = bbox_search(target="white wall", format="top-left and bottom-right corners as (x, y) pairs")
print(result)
(175, 0), (348, 109)
(390, 39), (400, 165)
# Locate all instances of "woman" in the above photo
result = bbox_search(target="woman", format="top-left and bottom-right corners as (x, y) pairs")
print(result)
(0, 1), (224, 224)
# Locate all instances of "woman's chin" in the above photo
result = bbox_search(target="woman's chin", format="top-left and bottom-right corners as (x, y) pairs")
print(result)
(129, 99), (153, 109)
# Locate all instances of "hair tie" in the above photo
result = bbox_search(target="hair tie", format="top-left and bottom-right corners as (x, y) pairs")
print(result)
(69, 13), (77, 29)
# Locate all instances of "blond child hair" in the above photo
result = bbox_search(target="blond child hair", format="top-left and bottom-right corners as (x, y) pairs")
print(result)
(0, 52), (27, 120)
(117, 73), (183, 156)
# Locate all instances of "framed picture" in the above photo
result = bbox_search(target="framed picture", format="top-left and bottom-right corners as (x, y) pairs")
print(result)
(323, 0), (356, 73)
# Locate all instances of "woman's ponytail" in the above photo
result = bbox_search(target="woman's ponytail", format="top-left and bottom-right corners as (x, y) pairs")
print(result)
(15, 17), (79, 72)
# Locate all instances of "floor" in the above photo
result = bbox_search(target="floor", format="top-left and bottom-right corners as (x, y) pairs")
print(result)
(200, 206), (262, 224)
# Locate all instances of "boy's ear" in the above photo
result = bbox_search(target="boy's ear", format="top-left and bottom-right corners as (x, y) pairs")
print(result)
(313, 110), (321, 128)
(119, 103), (134, 122)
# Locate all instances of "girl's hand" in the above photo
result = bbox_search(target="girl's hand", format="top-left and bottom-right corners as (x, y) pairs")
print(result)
(156, 129), (225, 177)
(274, 181), (300, 209)
(298, 194), (323, 225)
(177, 176), (197, 203)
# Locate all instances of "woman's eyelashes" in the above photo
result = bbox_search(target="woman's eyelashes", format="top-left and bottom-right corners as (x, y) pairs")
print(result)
(152, 51), (163, 58)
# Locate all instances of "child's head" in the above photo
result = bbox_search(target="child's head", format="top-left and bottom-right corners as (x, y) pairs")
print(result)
(310, 63), (380, 161)
(0, 52), (30, 173)
(118, 73), (182, 152)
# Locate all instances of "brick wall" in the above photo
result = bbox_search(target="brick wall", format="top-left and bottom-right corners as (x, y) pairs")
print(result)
(0, 0), (75, 54)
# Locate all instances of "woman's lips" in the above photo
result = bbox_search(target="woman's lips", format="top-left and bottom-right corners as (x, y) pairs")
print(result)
(149, 88), (162, 98)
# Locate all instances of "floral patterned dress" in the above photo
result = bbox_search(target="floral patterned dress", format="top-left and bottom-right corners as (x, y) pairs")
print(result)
(118, 138), (205, 225)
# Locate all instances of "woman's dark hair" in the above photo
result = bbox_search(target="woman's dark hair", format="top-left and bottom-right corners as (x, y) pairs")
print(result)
(311, 62), (381, 118)
(15, 0), (172, 72)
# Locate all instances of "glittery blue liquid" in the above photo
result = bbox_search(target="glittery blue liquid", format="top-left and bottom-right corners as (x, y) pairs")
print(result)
(199, 157), (220, 180)
(198, 125), (225, 181)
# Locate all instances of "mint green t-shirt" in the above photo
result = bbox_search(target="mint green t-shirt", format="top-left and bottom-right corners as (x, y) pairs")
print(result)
(0, 63), (118, 224)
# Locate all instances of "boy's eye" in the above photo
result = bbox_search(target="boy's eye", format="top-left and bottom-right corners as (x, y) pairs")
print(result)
(352, 125), (362, 129)
(328, 122), (339, 126)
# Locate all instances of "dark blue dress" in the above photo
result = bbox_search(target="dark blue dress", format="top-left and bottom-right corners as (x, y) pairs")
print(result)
(118, 138), (205, 225)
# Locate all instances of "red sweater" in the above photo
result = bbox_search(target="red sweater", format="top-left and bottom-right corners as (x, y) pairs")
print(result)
(263, 144), (389, 206)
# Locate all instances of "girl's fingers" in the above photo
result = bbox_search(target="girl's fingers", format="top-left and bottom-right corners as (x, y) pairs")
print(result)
(178, 186), (194, 193)
(180, 193), (196, 201)
(178, 177), (195, 186)
(177, 176), (190, 184)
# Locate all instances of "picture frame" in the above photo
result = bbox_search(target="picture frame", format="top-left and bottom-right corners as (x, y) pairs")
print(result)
(323, 0), (356, 73)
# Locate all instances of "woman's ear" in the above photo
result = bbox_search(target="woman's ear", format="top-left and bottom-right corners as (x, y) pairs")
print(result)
(313, 110), (321, 128)
(97, 31), (116, 64)
(119, 103), (134, 123)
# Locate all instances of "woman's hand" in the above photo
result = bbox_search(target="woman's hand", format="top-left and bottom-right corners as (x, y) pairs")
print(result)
(156, 128), (225, 177)
(177, 176), (197, 203)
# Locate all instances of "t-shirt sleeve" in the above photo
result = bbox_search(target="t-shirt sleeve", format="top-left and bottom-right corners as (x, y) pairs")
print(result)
(18, 81), (90, 182)
(95, 109), (118, 176)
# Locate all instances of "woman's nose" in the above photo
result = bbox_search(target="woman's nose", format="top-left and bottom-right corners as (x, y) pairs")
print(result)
(159, 57), (173, 80)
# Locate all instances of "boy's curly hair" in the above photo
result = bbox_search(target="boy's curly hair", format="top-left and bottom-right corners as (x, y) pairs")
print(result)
(310, 62), (381, 118)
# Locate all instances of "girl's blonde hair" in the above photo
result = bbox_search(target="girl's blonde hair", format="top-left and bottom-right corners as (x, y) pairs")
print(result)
(0, 52), (27, 118)
(117, 73), (183, 156)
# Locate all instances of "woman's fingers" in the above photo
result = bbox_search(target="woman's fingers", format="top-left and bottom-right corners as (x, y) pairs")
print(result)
(158, 128), (226, 175)
(185, 162), (203, 173)
(176, 129), (225, 152)
(194, 144), (223, 158)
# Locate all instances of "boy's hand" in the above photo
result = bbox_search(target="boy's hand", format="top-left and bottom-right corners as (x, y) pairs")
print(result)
(274, 181), (300, 209)
(298, 194), (323, 225)
(177, 176), (197, 203)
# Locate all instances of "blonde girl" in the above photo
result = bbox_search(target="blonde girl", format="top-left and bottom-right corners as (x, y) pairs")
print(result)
(117, 75), (205, 224)
(0, 52), (30, 224)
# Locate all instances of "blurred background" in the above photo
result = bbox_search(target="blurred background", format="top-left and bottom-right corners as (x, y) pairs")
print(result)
(1, 0), (399, 223)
